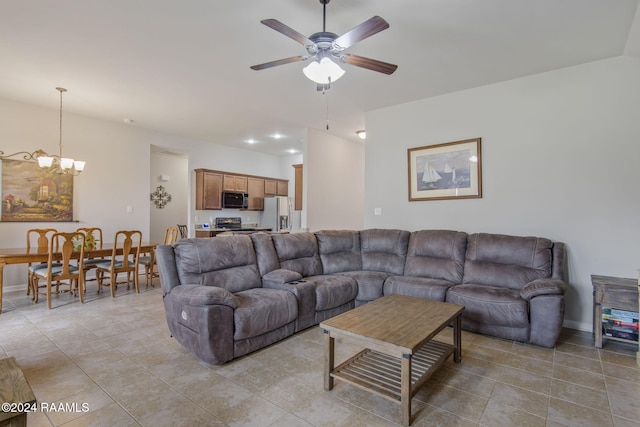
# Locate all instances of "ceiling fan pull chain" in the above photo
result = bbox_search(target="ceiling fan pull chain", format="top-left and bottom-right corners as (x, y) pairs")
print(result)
(325, 83), (330, 130)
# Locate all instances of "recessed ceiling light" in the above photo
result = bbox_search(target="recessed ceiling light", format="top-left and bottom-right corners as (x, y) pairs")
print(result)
(123, 118), (135, 124)
(286, 149), (297, 154)
(271, 133), (284, 139)
(356, 130), (366, 139)
(244, 138), (258, 144)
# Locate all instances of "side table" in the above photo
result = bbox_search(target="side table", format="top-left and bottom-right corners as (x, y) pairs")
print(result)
(591, 275), (639, 348)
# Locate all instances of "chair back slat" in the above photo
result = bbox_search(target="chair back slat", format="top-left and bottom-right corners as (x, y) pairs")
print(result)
(50, 232), (85, 276)
(27, 228), (57, 253)
(111, 230), (142, 272)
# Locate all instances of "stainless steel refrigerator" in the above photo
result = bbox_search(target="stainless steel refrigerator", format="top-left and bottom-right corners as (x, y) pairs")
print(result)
(260, 196), (291, 232)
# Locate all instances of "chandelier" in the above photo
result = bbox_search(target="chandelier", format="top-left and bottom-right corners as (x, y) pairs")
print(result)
(0, 87), (85, 175)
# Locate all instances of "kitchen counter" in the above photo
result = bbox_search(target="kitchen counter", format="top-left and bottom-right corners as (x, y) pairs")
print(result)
(195, 228), (273, 238)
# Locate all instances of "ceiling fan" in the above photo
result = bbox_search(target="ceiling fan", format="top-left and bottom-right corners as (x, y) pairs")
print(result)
(250, 0), (398, 90)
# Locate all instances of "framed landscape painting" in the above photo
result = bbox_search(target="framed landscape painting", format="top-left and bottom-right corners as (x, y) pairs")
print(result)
(1, 159), (74, 222)
(408, 138), (482, 201)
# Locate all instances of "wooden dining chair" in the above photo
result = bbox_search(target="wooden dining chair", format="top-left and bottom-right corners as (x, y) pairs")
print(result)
(177, 224), (188, 239)
(76, 227), (108, 280)
(32, 231), (86, 309)
(139, 226), (178, 287)
(95, 230), (142, 297)
(26, 228), (57, 297)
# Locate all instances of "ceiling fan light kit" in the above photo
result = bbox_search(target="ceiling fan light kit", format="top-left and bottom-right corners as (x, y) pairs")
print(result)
(303, 57), (345, 84)
(250, 0), (397, 89)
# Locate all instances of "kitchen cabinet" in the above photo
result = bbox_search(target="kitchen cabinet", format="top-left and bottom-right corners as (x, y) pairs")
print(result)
(293, 164), (302, 211)
(265, 179), (288, 196)
(223, 175), (248, 192)
(247, 177), (265, 210)
(195, 169), (223, 210)
(277, 180), (288, 196)
(264, 179), (277, 196)
(194, 169), (287, 211)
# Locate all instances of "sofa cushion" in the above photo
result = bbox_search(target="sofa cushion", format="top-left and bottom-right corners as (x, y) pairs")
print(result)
(383, 276), (451, 302)
(360, 229), (410, 275)
(173, 236), (262, 293)
(305, 275), (358, 311)
(404, 230), (467, 284)
(250, 233), (281, 276)
(463, 233), (554, 290)
(446, 284), (529, 328)
(233, 288), (298, 340)
(271, 233), (323, 277)
(337, 271), (390, 302)
(315, 230), (362, 273)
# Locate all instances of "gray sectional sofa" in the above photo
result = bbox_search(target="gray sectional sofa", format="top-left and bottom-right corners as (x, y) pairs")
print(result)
(155, 229), (566, 365)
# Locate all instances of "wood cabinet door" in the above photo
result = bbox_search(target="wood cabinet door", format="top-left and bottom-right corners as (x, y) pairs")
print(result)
(195, 230), (213, 238)
(223, 175), (248, 192)
(223, 175), (236, 192)
(235, 176), (248, 192)
(276, 180), (288, 196)
(264, 179), (277, 196)
(196, 171), (222, 210)
(247, 177), (265, 210)
(293, 164), (302, 210)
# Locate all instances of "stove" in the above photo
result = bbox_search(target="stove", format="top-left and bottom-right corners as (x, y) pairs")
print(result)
(215, 217), (255, 231)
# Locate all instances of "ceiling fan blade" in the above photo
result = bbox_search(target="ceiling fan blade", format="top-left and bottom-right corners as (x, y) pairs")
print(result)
(341, 54), (398, 75)
(261, 19), (315, 48)
(250, 56), (308, 71)
(333, 16), (390, 50)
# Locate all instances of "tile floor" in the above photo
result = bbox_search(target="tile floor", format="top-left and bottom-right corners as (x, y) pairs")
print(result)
(0, 280), (638, 427)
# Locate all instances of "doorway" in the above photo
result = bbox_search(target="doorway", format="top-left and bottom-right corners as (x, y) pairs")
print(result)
(150, 146), (189, 244)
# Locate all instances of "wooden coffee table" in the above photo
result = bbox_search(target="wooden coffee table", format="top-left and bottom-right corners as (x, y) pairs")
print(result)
(320, 294), (464, 426)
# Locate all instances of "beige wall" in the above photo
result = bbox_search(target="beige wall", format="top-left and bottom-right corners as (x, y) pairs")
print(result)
(306, 128), (365, 231)
(364, 56), (640, 331)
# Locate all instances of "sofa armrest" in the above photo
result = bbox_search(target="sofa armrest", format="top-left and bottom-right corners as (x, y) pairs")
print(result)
(263, 269), (303, 284)
(263, 273), (317, 331)
(520, 279), (566, 301)
(263, 278), (314, 293)
(168, 284), (238, 308)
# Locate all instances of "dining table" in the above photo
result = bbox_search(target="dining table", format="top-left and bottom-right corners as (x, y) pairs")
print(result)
(0, 242), (157, 313)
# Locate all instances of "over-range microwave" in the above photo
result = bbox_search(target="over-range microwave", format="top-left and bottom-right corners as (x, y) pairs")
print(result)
(222, 191), (248, 209)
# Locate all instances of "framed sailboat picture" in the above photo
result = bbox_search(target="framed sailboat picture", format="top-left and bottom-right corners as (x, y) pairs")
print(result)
(408, 138), (482, 201)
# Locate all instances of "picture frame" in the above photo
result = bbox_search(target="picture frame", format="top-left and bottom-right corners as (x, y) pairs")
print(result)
(1, 158), (74, 222)
(407, 138), (482, 201)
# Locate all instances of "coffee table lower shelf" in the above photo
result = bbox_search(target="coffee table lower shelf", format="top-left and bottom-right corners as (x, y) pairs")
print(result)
(331, 340), (454, 402)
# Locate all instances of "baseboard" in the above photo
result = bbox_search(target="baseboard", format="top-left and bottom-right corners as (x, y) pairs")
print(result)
(563, 319), (591, 333)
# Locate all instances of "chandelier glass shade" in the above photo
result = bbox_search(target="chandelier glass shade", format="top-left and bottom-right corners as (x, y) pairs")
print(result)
(303, 57), (345, 84)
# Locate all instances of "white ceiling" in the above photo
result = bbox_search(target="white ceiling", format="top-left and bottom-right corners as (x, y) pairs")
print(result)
(1, 0), (638, 156)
